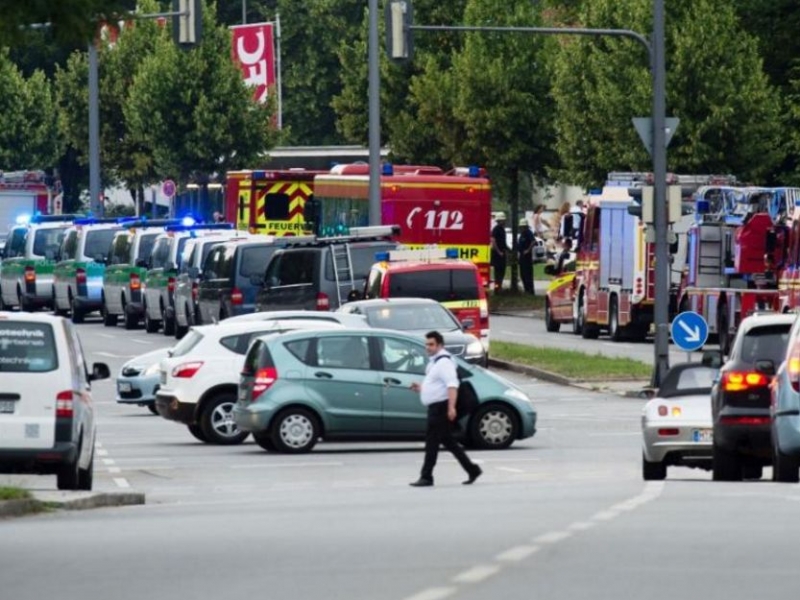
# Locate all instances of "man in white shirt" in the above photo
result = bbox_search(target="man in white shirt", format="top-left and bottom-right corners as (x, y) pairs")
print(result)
(409, 331), (482, 487)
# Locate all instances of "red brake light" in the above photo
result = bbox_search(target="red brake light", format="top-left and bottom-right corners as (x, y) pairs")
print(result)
(167, 277), (176, 293)
(316, 292), (330, 311)
(191, 281), (199, 301)
(172, 362), (204, 378)
(24, 266), (35, 283)
(231, 287), (243, 305)
(252, 367), (278, 400)
(657, 428), (680, 436)
(722, 371), (769, 392)
(130, 273), (141, 291)
(56, 391), (74, 418)
(720, 416), (771, 426)
(76, 268), (87, 285)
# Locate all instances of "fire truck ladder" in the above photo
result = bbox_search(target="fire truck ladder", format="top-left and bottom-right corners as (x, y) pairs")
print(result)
(331, 243), (355, 306)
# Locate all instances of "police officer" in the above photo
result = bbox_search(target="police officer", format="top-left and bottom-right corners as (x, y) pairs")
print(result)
(491, 213), (508, 291)
(517, 218), (535, 294)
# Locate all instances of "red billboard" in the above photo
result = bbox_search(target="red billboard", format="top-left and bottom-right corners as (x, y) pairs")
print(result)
(230, 23), (276, 104)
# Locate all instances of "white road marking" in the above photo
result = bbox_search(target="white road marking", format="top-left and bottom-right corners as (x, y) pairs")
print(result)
(229, 461), (344, 469)
(94, 441), (102, 448)
(452, 565), (501, 584)
(499, 330), (528, 338)
(130, 339), (153, 345)
(567, 521), (596, 532)
(533, 531), (572, 544)
(113, 477), (131, 489)
(402, 587), (456, 600)
(97, 333), (116, 339)
(496, 545), (540, 562)
(497, 467), (525, 474)
(95, 351), (131, 358)
(102, 458), (115, 466)
(108, 467), (121, 474)
(97, 449), (109, 457)
(591, 509), (620, 521)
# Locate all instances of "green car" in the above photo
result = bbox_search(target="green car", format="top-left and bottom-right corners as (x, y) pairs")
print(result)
(233, 328), (537, 453)
(53, 219), (123, 323)
(101, 219), (178, 329)
(0, 215), (77, 312)
(142, 222), (235, 335)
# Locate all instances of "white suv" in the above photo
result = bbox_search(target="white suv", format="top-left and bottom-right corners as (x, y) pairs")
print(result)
(155, 319), (345, 444)
(0, 312), (110, 490)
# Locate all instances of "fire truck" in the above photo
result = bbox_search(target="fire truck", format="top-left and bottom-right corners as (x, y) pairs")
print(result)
(311, 163), (492, 285)
(224, 169), (325, 235)
(0, 170), (54, 230)
(678, 186), (799, 354)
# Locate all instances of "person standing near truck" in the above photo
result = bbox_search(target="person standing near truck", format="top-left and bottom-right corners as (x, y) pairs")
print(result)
(490, 212), (508, 291)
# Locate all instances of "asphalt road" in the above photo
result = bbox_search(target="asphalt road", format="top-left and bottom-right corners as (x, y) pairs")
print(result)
(2, 320), (799, 600)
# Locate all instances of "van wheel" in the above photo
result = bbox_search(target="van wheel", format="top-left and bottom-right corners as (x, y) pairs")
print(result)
(101, 300), (118, 327)
(187, 424), (208, 443)
(147, 402), (158, 415)
(144, 307), (160, 333)
(200, 393), (249, 445)
(175, 320), (188, 340)
(57, 445), (81, 490)
(71, 295), (85, 324)
(270, 407), (320, 453)
(162, 306), (176, 336)
(545, 299), (560, 332)
(77, 452), (94, 491)
(469, 404), (518, 450)
(123, 297), (138, 330)
(18, 289), (33, 313)
(580, 297), (599, 339)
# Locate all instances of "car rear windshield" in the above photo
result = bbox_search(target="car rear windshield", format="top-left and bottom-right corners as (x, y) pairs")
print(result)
(387, 269), (480, 302)
(0, 322), (58, 372)
(170, 329), (204, 358)
(659, 365), (718, 397)
(740, 324), (792, 366)
(364, 304), (459, 331)
(84, 229), (117, 260)
(33, 228), (66, 258)
(242, 340), (276, 375)
(136, 232), (161, 261)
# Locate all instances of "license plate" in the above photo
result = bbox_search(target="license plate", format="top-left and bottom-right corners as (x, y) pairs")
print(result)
(692, 428), (713, 442)
(0, 400), (15, 414)
(118, 382), (132, 393)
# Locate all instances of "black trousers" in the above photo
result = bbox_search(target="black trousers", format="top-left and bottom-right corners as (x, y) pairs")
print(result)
(420, 402), (477, 480)
(519, 256), (534, 293)
(491, 255), (506, 290)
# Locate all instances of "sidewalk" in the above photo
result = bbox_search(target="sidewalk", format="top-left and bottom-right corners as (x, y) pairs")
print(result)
(0, 490), (145, 519)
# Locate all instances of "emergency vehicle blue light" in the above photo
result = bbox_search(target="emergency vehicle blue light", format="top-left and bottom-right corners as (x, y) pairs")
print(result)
(375, 251), (390, 261)
(252, 170), (266, 180)
(589, 188), (602, 195)
(696, 200), (710, 214)
(15, 214), (31, 225)
(468, 165), (479, 178)
(181, 216), (196, 227)
(382, 163), (394, 176)
(445, 248), (459, 259)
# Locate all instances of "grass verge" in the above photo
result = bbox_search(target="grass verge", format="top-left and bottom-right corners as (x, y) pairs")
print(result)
(488, 291), (545, 312)
(0, 487), (31, 501)
(491, 341), (652, 381)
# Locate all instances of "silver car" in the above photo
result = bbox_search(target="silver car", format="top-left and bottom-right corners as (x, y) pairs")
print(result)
(641, 362), (718, 480)
(116, 348), (170, 413)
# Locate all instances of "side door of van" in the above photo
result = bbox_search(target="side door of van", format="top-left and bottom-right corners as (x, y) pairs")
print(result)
(197, 244), (234, 323)
(257, 249), (320, 311)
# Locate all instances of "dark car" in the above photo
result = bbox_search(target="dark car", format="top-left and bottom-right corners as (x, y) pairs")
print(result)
(337, 297), (487, 366)
(710, 312), (794, 481)
(196, 239), (280, 324)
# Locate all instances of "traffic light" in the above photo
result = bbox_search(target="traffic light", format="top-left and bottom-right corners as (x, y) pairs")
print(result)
(385, 0), (413, 61)
(173, 0), (202, 47)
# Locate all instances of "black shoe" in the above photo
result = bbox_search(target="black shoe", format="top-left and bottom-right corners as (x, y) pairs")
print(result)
(463, 466), (482, 485)
(409, 478), (434, 487)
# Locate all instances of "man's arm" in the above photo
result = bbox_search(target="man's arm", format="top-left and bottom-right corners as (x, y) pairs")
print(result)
(447, 386), (458, 421)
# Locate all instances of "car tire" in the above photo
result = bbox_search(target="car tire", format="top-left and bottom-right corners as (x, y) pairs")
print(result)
(71, 296), (85, 324)
(253, 430), (278, 452)
(187, 423), (209, 443)
(56, 442), (81, 490)
(123, 302), (138, 330)
(144, 306), (159, 333)
(101, 299), (118, 327)
(712, 443), (742, 481)
(642, 453), (667, 480)
(147, 402), (158, 415)
(18, 289), (33, 313)
(742, 464), (763, 480)
(77, 452), (94, 491)
(580, 296), (599, 340)
(573, 294), (583, 335)
(773, 445), (800, 483)
(175, 322), (188, 340)
(200, 393), (249, 445)
(270, 407), (320, 454)
(545, 299), (560, 333)
(469, 403), (518, 450)
(162, 307), (175, 336)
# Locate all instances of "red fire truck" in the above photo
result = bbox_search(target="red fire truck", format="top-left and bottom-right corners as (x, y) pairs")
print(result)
(0, 170), (54, 228)
(311, 163), (492, 285)
(224, 169), (325, 235)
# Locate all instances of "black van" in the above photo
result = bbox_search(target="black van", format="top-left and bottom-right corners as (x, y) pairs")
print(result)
(196, 239), (280, 323)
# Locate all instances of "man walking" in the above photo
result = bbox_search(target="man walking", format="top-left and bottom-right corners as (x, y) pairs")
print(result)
(409, 331), (482, 487)
(490, 212), (508, 291)
(517, 218), (535, 294)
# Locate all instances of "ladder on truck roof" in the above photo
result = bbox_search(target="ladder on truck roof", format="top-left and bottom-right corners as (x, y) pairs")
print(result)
(330, 244), (355, 307)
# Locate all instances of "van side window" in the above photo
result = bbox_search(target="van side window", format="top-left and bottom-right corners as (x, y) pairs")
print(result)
(316, 335), (370, 370)
(5, 227), (27, 258)
(109, 233), (132, 265)
(150, 237), (171, 269)
(60, 230), (78, 260)
(267, 251), (315, 286)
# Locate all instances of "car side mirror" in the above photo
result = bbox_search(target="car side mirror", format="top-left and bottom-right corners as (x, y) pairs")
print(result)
(756, 359), (775, 376)
(89, 362), (110, 382)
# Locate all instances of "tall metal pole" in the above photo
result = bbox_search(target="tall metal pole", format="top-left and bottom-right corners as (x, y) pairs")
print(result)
(275, 12), (283, 130)
(242, 0), (247, 24)
(652, 0), (670, 387)
(367, 0), (381, 225)
(88, 42), (102, 217)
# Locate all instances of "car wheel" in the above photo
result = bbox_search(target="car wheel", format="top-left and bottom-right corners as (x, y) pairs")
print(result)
(77, 451), (94, 491)
(101, 299), (118, 327)
(642, 453), (667, 480)
(71, 295), (85, 324)
(712, 443), (742, 481)
(609, 295), (622, 342)
(53, 289), (69, 317)
(162, 307), (175, 336)
(200, 393), (249, 445)
(469, 403), (518, 450)
(123, 299), (139, 330)
(18, 289), (33, 313)
(147, 402), (158, 415)
(187, 423), (209, 443)
(773, 444), (800, 483)
(175, 322), (188, 340)
(253, 430), (278, 452)
(742, 464), (763, 480)
(580, 296), (599, 340)
(545, 299), (560, 333)
(56, 441), (81, 490)
(144, 306), (159, 333)
(573, 294), (583, 335)
(270, 407), (320, 453)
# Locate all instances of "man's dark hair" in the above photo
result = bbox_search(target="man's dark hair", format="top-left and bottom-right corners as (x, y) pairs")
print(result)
(426, 330), (444, 346)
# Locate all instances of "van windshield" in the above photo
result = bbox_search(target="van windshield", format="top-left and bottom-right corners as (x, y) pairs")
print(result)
(33, 228), (66, 258)
(0, 322), (58, 372)
(387, 269), (480, 303)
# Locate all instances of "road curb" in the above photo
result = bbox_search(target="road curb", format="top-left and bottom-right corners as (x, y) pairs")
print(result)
(0, 491), (145, 519)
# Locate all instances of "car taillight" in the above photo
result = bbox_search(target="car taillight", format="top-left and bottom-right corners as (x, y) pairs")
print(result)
(167, 277), (176, 293)
(316, 292), (329, 311)
(76, 268), (87, 285)
(172, 362), (204, 378)
(191, 281), (199, 301)
(722, 371), (770, 392)
(788, 346), (800, 392)
(720, 416), (771, 426)
(231, 287), (243, 305)
(24, 266), (35, 283)
(479, 298), (488, 319)
(657, 428), (680, 436)
(56, 391), (74, 418)
(252, 367), (278, 400)
(130, 273), (141, 291)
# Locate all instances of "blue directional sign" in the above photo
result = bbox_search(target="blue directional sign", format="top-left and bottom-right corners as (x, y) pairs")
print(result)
(671, 311), (709, 352)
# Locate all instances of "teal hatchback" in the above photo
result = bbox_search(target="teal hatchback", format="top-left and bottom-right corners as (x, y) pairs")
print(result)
(234, 328), (537, 453)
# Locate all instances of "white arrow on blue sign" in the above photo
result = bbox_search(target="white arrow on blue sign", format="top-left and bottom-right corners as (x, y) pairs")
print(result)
(670, 311), (709, 352)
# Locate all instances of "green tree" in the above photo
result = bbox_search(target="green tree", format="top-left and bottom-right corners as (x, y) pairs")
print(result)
(0, 48), (61, 170)
(551, 0), (783, 186)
